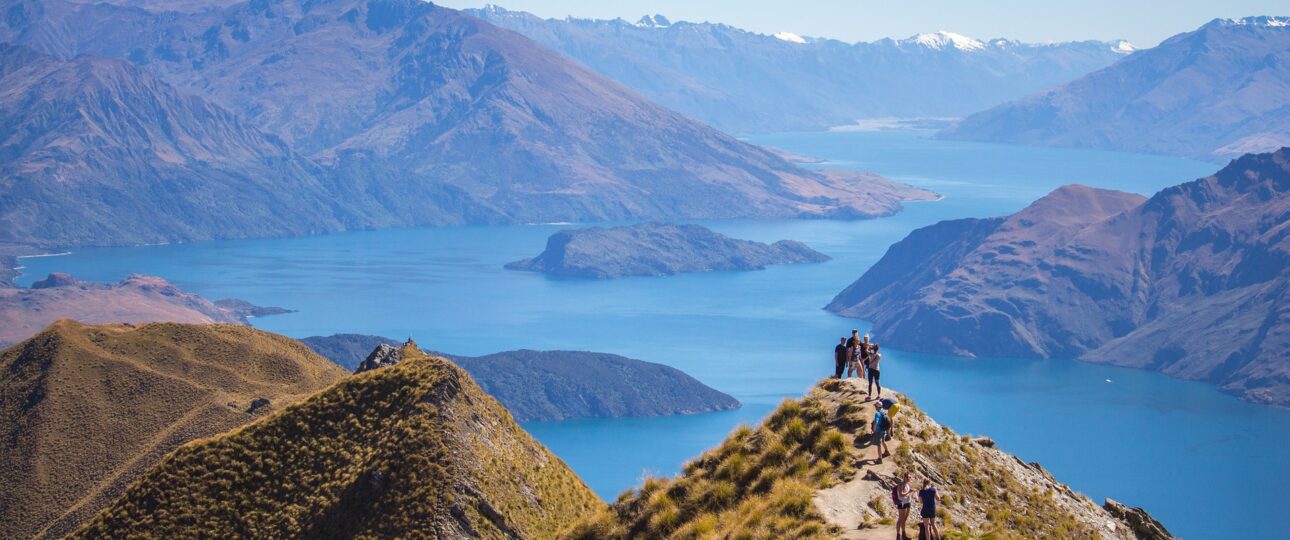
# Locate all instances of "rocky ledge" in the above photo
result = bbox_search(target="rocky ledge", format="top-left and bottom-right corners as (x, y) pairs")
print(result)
(506, 222), (830, 279)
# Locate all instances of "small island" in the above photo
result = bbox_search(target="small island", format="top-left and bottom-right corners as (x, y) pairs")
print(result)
(505, 222), (830, 279)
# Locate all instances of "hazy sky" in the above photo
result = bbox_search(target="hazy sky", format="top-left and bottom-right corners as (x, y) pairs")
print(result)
(435, 0), (1287, 47)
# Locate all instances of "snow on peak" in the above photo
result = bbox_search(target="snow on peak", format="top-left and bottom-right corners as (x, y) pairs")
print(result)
(904, 31), (985, 51)
(1213, 16), (1290, 28)
(1111, 40), (1136, 54)
(635, 14), (672, 28)
(774, 31), (807, 44)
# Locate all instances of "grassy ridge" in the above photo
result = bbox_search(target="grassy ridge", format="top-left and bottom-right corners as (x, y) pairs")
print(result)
(0, 320), (348, 539)
(72, 344), (603, 539)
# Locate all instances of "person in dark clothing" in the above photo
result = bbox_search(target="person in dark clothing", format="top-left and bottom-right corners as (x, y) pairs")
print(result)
(867, 343), (883, 398)
(845, 330), (861, 378)
(918, 479), (940, 540)
(858, 334), (872, 381)
(833, 337), (847, 378)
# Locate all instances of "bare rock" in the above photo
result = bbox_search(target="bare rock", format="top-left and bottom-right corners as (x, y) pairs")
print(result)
(1104, 498), (1175, 540)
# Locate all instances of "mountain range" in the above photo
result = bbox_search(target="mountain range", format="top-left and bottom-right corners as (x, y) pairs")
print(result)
(466, 5), (1133, 134)
(0, 321), (348, 539)
(0, 0), (928, 253)
(940, 17), (1290, 161)
(828, 148), (1290, 406)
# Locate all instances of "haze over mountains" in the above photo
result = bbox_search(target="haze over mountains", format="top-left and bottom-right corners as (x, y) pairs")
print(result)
(942, 17), (1290, 161)
(828, 148), (1290, 406)
(467, 5), (1134, 134)
(0, 0), (927, 252)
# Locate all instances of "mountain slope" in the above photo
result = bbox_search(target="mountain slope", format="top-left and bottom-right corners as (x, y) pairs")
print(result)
(564, 378), (1161, 539)
(940, 17), (1290, 161)
(0, 43), (348, 248)
(467, 6), (1132, 134)
(301, 335), (742, 422)
(828, 148), (1290, 405)
(0, 0), (924, 245)
(0, 320), (348, 539)
(71, 342), (603, 539)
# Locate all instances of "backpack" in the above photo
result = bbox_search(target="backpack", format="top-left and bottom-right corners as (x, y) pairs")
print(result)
(878, 411), (892, 432)
(890, 484), (901, 506)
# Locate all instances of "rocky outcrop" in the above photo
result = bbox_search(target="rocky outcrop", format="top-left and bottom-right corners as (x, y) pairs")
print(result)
(828, 149), (1290, 405)
(940, 17), (1290, 161)
(507, 223), (832, 279)
(1105, 499), (1175, 540)
(300, 334), (400, 371)
(30, 272), (77, 289)
(334, 338), (741, 422)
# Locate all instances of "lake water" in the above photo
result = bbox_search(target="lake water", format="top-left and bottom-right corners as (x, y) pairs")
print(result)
(19, 131), (1286, 539)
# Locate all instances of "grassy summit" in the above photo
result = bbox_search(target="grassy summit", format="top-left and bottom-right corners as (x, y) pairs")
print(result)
(0, 320), (349, 539)
(565, 378), (1160, 539)
(72, 342), (603, 539)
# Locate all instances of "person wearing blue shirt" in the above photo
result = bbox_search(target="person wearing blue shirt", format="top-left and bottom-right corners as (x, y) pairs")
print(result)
(919, 479), (941, 540)
(871, 402), (890, 463)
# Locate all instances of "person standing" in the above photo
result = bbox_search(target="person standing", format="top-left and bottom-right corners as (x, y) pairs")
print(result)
(918, 479), (940, 540)
(858, 334), (872, 381)
(833, 337), (847, 378)
(872, 402), (890, 463)
(845, 330), (861, 378)
(868, 343), (883, 398)
(893, 471), (914, 540)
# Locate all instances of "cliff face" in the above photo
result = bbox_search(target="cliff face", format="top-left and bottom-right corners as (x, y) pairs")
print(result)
(71, 345), (603, 539)
(0, 321), (348, 539)
(828, 148), (1290, 405)
(940, 17), (1290, 161)
(506, 223), (832, 279)
(564, 378), (1166, 539)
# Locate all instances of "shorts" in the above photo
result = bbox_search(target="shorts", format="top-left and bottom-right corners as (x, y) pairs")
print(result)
(868, 369), (881, 383)
(872, 431), (887, 445)
(898, 502), (911, 510)
(921, 505), (936, 519)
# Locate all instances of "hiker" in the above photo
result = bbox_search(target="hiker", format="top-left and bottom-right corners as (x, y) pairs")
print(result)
(833, 337), (847, 378)
(892, 471), (913, 540)
(867, 343), (883, 398)
(841, 332), (861, 378)
(872, 402), (890, 463)
(880, 397), (900, 440)
(918, 479), (940, 540)
(858, 334), (872, 382)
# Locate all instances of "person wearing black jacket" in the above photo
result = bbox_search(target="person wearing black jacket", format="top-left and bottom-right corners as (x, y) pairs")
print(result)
(833, 337), (847, 378)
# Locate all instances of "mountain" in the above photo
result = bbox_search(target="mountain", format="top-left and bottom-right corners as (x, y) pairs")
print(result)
(505, 223), (834, 279)
(563, 378), (1167, 539)
(940, 17), (1290, 161)
(827, 149), (1290, 405)
(0, 43), (349, 249)
(301, 335), (741, 422)
(0, 320), (348, 539)
(0, 0), (926, 253)
(0, 273), (290, 347)
(466, 5), (1133, 134)
(71, 342), (603, 538)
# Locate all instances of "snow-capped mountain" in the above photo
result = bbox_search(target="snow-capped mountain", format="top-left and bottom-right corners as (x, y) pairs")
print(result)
(941, 16), (1290, 160)
(466, 6), (1135, 133)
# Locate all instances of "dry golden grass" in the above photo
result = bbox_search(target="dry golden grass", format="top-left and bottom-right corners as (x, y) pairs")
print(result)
(0, 320), (349, 539)
(70, 343), (603, 539)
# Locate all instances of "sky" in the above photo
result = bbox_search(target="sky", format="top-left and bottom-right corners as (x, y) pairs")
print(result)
(434, 0), (1288, 47)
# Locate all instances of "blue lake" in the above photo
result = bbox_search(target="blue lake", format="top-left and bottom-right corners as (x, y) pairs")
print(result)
(19, 131), (1286, 539)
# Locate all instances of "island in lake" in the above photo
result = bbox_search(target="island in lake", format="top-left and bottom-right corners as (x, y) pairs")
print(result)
(505, 222), (831, 279)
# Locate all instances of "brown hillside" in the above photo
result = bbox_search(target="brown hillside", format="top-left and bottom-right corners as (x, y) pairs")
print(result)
(72, 343), (603, 539)
(0, 320), (349, 539)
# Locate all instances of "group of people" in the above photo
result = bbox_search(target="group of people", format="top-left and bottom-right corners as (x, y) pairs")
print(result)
(833, 329), (883, 398)
(830, 330), (943, 540)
